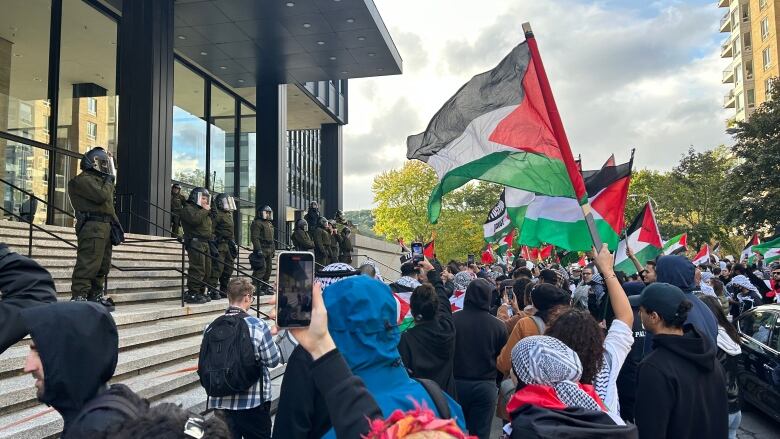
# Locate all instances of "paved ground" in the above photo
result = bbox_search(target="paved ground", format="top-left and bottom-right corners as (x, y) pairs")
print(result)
(489, 403), (778, 438)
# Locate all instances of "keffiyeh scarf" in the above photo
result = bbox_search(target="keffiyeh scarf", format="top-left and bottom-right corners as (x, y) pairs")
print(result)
(729, 275), (759, 293)
(453, 271), (473, 291)
(315, 263), (358, 290)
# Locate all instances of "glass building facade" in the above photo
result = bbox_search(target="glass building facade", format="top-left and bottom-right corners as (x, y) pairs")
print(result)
(0, 0), (401, 244)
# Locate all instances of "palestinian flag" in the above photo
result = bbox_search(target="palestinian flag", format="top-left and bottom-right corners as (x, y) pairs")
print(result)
(539, 244), (554, 260)
(513, 159), (632, 251)
(692, 244), (710, 265)
(393, 292), (414, 332)
(753, 236), (780, 264)
(423, 241), (435, 259)
(578, 255), (587, 267)
(450, 290), (466, 312)
(519, 245), (532, 260)
(711, 242), (721, 262)
(482, 246), (496, 264)
(407, 36), (586, 224)
(615, 202), (663, 275)
(497, 229), (516, 256)
(483, 190), (514, 243)
(663, 233), (687, 255)
(741, 234), (760, 262)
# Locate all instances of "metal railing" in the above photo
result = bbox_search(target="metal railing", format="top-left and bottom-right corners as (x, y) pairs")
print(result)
(0, 177), (272, 319)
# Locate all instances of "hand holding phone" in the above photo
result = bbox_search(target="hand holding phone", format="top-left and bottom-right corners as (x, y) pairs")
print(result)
(411, 242), (424, 264)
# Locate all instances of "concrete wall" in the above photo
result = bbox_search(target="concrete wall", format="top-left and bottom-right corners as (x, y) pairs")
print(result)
(352, 233), (402, 282)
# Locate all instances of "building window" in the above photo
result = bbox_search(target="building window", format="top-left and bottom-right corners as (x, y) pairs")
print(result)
(761, 17), (769, 40)
(760, 0), (768, 10)
(763, 47), (772, 69)
(87, 97), (97, 115)
(736, 92), (744, 110)
(747, 88), (755, 108)
(735, 64), (742, 83)
(86, 122), (97, 140)
(767, 78), (774, 100)
(746, 59), (754, 79)
(734, 35), (741, 55)
(172, 61), (207, 188)
(744, 32), (752, 51)
(209, 85), (236, 194)
(741, 4), (749, 22)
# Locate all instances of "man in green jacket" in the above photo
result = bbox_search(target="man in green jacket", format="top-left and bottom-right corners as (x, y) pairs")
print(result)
(170, 184), (186, 238)
(339, 227), (354, 264)
(313, 217), (332, 267)
(68, 147), (117, 311)
(179, 187), (212, 304)
(328, 220), (341, 263)
(205, 193), (236, 300)
(291, 219), (315, 252)
(251, 206), (275, 295)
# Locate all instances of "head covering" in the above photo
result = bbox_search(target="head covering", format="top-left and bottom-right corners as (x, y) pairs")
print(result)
(700, 272), (715, 283)
(656, 255), (696, 292)
(487, 270), (502, 282)
(395, 275), (421, 290)
(719, 261), (728, 271)
(628, 282), (687, 322)
(463, 278), (494, 312)
(453, 271), (472, 291)
(729, 275), (759, 293)
(315, 262), (358, 290)
(359, 259), (384, 282)
(511, 335), (602, 412)
(363, 405), (475, 439)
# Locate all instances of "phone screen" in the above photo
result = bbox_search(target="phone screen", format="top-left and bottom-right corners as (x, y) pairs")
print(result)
(411, 242), (424, 263)
(276, 252), (314, 328)
(467, 254), (475, 264)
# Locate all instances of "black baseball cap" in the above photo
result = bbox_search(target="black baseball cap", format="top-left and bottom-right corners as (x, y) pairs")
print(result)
(629, 282), (687, 322)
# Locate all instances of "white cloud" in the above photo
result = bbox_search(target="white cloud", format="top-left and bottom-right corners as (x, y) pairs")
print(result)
(342, 0), (732, 210)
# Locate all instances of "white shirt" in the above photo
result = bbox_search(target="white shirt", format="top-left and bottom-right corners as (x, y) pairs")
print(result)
(595, 319), (634, 419)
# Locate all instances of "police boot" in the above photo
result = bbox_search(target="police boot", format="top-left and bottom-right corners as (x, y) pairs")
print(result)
(218, 284), (228, 298)
(208, 288), (221, 301)
(197, 291), (211, 303)
(184, 290), (208, 304)
(70, 295), (87, 302)
(88, 291), (116, 312)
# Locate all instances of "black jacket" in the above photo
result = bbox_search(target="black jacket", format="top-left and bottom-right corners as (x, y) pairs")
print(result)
(398, 270), (457, 397)
(634, 325), (728, 439)
(0, 243), (57, 353)
(615, 282), (645, 423)
(509, 404), (637, 439)
(452, 278), (507, 381)
(20, 301), (127, 438)
(272, 345), (330, 439)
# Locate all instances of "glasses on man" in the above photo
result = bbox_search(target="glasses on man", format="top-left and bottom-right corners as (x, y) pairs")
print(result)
(773, 271), (780, 277)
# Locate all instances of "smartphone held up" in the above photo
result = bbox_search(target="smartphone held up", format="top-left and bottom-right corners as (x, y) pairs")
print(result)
(411, 241), (424, 264)
(275, 251), (314, 328)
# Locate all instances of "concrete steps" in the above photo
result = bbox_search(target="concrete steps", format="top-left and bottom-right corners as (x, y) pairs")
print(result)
(0, 219), (281, 439)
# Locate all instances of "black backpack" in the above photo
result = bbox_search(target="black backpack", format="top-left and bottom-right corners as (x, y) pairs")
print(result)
(68, 384), (149, 436)
(198, 311), (263, 397)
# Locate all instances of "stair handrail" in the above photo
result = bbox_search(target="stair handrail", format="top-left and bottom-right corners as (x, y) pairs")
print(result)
(0, 179), (273, 318)
(352, 254), (403, 275)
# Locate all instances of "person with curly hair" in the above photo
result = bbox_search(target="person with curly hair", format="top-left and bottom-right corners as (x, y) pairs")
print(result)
(545, 245), (634, 420)
(107, 403), (231, 439)
(631, 282), (727, 439)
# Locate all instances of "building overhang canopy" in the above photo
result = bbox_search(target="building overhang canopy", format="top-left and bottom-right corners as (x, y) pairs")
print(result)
(173, 0), (403, 88)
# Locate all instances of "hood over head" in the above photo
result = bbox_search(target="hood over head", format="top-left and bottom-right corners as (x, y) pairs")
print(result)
(656, 255), (697, 292)
(622, 281), (645, 297)
(21, 302), (118, 422)
(325, 276), (400, 371)
(652, 324), (717, 372)
(463, 278), (494, 312)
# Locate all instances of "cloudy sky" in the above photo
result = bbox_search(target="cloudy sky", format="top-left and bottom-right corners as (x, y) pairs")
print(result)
(341, 0), (732, 211)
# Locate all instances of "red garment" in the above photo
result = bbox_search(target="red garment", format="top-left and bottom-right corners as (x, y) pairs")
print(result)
(506, 383), (606, 414)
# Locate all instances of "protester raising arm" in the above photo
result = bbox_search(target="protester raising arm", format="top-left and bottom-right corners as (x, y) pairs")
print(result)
(624, 244), (644, 279)
(0, 243), (57, 353)
(593, 244), (633, 327)
(290, 283), (383, 439)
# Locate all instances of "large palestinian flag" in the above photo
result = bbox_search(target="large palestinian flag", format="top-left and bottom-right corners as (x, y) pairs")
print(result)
(615, 202), (663, 275)
(692, 244), (710, 265)
(511, 160), (632, 251)
(407, 38), (586, 223)
(483, 190), (514, 244)
(663, 233), (687, 255)
(753, 236), (780, 264)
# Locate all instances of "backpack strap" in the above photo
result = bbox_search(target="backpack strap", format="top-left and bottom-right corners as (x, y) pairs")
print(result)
(73, 391), (146, 425)
(530, 315), (546, 335)
(414, 378), (451, 419)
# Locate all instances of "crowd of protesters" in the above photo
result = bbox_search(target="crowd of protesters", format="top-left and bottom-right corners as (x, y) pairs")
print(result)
(2, 236), (779, 439)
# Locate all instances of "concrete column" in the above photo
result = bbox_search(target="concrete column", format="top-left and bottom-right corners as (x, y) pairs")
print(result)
(116, 0), (174, 235)
(255, 84), (288, 244)
(320, 123), (342, 218)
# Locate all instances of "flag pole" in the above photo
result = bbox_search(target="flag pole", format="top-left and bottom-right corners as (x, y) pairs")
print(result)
(523, 22), (603, 249)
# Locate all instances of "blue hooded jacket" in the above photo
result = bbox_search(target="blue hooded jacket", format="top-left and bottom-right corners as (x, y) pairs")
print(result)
(643, 255), (718, 353)
(323, 276), (466, 436)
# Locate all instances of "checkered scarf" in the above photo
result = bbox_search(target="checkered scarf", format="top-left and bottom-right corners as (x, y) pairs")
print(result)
(729, 275), (758, 293)
(511, 335), (602, 412)
(453, 271), (473, 291)
(315, 263), (358, 290)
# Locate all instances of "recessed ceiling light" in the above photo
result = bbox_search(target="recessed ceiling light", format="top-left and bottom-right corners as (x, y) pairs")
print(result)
(346, 18), (355, 23)
(368, 52), (376, 57)
(13, 53), (22, 57)
(238, 79), (245, 83)
(329, 56), (337, 60)
(316, 41), (325, 45)
(357, 36), (366, 41)
(177, 35), (186, 40)
(303, 23), (311, 28)
(219, 66), (227, 70)
(286, 1), (295, 6)
(200, 51), (208, 55)
(340, 71), (348, 74)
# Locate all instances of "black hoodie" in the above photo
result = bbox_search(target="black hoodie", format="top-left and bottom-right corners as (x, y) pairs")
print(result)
(398, 270), (457, 397)
(452, 278), (507, 381)
(20, 301), (132, 438)
(634, 325), (728, 439)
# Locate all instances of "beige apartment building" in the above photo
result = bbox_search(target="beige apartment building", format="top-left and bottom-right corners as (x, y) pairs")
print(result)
(720, 0), (779, 123)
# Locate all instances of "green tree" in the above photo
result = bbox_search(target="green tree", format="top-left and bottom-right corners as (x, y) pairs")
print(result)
(625, 146), (735, 247)
(372, 161), (502, 262)
(724, 77), (780, 234)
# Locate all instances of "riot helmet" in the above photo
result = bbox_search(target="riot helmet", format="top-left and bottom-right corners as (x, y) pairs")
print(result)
(296, 219), (308, 232)
(342, 226), (351, 236)
(318, 217), (328, 228)
(335, 210), (345, 222)
(260, 205), (273, 221)
(309, 201), (319, 211)
(171, 183), (181, 194)
(80, 147), (115, 178)
(188, 187), (211, 209)
(215, 193), (236, 211)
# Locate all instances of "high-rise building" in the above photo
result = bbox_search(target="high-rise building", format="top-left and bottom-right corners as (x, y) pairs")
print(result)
(720, 0), (778, 123)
